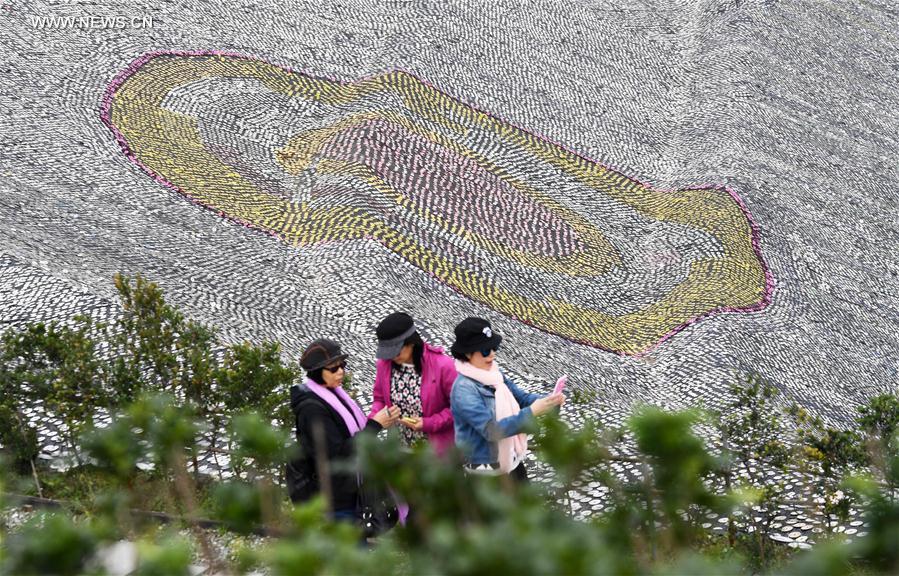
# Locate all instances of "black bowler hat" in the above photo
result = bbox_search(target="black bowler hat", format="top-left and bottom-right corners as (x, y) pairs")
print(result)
(450, 317), (503, 356)
(300, 338), (348, 371)
(375, 312), (417, 360)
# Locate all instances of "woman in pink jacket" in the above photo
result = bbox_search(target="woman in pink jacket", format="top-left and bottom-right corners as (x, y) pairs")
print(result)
(369, 312), (458, 455)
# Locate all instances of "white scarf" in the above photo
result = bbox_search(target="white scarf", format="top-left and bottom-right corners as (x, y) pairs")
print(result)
(454, 360), (527, 473)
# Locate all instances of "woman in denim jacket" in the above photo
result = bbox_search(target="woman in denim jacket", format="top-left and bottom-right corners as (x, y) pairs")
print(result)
(449, 317), (565, 482)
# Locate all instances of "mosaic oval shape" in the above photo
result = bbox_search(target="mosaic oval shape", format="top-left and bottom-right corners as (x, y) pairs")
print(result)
(101, 51), (773, 355)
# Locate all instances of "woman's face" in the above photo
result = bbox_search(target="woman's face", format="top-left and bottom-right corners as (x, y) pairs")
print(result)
(467, 347), (496, 370)
(322, 360), (346, 388)
(392, 343), (414, 365)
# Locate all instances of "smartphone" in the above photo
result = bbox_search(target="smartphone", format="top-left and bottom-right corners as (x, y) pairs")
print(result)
(553, 375), (568, 395)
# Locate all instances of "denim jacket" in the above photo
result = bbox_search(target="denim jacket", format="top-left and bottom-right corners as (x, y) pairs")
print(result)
(450, 372), (543, 465)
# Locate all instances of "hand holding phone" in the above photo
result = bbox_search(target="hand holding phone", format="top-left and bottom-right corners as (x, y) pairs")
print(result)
(553, 375), (568, 395)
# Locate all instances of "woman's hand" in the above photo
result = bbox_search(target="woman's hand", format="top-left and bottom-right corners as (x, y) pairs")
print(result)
(373, 405), (401, 428)
(530, 392), (565, 417)
(399, 416), (424, 431)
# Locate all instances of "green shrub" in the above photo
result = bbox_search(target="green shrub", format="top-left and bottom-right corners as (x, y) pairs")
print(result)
(2, 513), (97, 576)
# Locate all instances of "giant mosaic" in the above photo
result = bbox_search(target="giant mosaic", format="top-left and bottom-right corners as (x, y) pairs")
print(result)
(104, 51), (771, 355)
(2, 0), (897, 548)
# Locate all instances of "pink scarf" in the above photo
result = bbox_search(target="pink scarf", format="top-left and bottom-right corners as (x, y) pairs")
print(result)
(303, 379), (367, 435)
(454, 360), (527, 473)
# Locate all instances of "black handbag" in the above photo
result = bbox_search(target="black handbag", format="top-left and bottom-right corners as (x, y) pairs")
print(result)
(286, 454), (317, 504)
(355, 476), (399, 538)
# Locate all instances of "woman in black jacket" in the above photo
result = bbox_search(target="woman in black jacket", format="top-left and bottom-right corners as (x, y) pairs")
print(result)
(288, 338), (399, 520)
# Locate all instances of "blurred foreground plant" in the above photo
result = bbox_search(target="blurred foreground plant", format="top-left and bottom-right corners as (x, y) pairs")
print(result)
(4, 274), (899, 574)
(6, 394), (899, 575)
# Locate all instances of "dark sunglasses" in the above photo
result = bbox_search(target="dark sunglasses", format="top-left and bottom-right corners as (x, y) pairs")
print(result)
(323, 361), (347, 373)
(479, 344), (500, 357)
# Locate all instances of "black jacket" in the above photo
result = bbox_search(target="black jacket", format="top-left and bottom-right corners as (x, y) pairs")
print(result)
(288, 383), (382, 512)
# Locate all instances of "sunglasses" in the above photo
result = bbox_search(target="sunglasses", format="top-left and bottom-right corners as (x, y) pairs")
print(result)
(478, 344), (500, 358)
(323, 361), (348, 373)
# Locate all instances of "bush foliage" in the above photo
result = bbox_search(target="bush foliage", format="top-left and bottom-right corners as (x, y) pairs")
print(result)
(1, 274), (898, 575)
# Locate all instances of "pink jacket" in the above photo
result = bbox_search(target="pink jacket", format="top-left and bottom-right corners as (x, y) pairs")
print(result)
(369, 343), (458, 455)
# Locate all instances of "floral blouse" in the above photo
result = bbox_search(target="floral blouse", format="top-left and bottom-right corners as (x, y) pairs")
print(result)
(392, 363), (426, 447)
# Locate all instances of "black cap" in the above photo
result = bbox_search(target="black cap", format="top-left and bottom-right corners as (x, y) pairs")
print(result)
(450, 317), (503, 356)
(300, 338), (348, 371)
(375, 312), (417, 360)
